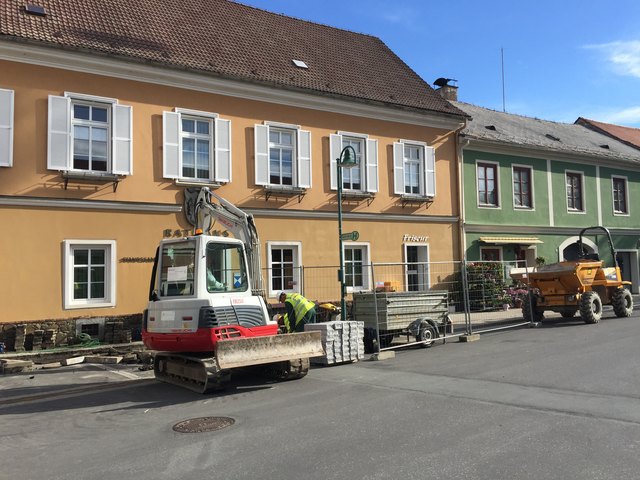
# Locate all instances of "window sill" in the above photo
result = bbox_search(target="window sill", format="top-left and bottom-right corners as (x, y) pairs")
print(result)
(64, 301), (115, 310)
(61, 171), (121, 192)
(175, 179), (222, 188)
(341, 190), (373, 199)
(264, 185), (306, 202)
(400, 194), (434, 207)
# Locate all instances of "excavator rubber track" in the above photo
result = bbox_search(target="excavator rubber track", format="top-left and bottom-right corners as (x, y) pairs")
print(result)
(153, 352), (230, 394)
(152, 331), (323, 393)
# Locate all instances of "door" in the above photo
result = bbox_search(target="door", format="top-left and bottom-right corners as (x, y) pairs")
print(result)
(616, 252), (632, 290)
(405, 244), (429, 291)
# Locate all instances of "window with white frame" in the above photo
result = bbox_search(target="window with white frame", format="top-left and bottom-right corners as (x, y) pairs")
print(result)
(163, 108), (231, 183)
(48, 93), (132, 175)
(612, 176), (628, 214)
(267, 242), (302, 296)
(64, 240), (116, 309)
(393, 140), (435, 197)
(330, 132), (378, 193)
(566, 171), (584, 212)
(0, 88), (14, 167)
(343, 243), (371, 292)
(255, 122), (311, 189)
(477, 161), (499, 207)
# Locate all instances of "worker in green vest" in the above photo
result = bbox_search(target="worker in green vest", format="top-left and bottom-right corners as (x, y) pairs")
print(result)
(278, 291), (316, 333)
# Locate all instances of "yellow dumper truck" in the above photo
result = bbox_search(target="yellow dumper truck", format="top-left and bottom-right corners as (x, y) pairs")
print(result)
(514, 227), (633, 324)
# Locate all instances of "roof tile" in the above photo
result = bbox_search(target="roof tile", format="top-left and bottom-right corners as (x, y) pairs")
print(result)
(0, 0), (466, 118)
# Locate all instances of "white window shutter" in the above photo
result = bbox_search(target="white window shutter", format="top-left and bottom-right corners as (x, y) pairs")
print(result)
(297, 129), (311, 188)
(112, 103), (132, 175)
(0, 89), (14, 167)
(214, 117), (231, 183)
(366, 138), (378, 193)
(393, 142), (404, 195)
(425, 146), (436, 196)
(329, 134), (342, 190)
(163, 111), (180, 178)
(255, 124), (269, 185)
(47, 95), (71, 170)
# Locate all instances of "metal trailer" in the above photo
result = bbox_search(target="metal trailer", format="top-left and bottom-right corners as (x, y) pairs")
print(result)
(352, 290), (451, 350)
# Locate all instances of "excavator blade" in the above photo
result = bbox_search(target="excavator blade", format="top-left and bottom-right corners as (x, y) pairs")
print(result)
(215, 331), (324, 370)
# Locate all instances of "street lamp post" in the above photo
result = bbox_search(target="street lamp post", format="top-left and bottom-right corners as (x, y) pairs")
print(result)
(337, 146), (357, 321)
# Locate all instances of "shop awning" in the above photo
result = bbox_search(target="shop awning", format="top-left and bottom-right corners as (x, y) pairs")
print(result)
(479, 236), (543, 245)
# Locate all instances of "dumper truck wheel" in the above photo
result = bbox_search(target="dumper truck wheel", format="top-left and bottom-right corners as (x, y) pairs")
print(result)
(580, 291), (602, 324)
(612, 288), (633, 318)
(416, 321), (436, 348)
(522, 293), (544, 323)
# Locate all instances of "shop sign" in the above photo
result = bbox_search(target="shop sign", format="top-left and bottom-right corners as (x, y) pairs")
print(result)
(403, 234), (429, 242)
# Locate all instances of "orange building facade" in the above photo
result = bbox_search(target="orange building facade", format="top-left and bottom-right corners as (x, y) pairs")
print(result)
(0, 2), (465, 344)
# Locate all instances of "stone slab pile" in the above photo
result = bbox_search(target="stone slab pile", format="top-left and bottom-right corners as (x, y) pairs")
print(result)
(14, 325), (26, 353)
(305, 321), (365, 366)
(31, 330), (44, 351)
(104, 321), (132, 344)
(43, 329), (57, 350)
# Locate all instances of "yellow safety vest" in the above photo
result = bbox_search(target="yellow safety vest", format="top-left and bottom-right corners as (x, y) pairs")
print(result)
(283, 293), (315, 332)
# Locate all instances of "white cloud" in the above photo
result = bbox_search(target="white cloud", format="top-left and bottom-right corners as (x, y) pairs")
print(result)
(372, 4), (421, 30)
(597, 106), (640, 126)
(586, 40), (640, 78)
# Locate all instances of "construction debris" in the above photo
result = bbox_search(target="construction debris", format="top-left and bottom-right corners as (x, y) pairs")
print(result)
(61, 356), (86, 366)
(84, 355), (123, 365)
(0, 359), (34, 374)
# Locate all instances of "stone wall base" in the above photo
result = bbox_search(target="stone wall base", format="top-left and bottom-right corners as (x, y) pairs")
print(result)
(0, 314), (142, 352)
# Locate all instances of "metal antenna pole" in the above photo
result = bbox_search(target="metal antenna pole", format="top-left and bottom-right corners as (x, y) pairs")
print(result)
(501, 47), (506, 113)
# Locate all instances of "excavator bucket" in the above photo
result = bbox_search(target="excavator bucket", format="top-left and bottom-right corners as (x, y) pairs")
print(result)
(215, 331), (324, 370)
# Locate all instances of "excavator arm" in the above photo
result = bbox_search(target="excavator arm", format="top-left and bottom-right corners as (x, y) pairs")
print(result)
(186, 187), (265, 297)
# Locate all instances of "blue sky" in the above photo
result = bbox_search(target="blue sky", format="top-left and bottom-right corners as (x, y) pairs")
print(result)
(239, 0), (640, 127)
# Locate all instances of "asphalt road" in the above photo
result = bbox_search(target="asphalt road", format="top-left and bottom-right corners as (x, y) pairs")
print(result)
(2, 309), (640, 480)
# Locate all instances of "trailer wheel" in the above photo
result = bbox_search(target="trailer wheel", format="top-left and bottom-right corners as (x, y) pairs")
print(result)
(612, 288), (633, 318)
(416, 321), (436, 348)
(580, 291), (602, 324)
(378, 330), (394, 349)
(522, 293), (544, 323)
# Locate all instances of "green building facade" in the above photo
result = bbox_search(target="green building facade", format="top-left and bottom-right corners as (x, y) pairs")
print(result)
(455, 102), (640, 292)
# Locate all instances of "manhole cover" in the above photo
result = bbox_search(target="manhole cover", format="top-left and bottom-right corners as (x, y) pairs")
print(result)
(173, 416), (235, 433)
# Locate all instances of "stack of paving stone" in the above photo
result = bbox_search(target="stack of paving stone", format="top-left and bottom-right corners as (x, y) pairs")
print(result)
(31, 330), (44, 351)
(42, 329), (57, 349)
(104, 321), (131, 344)
(14, 324), (26, 352)
(305, 321), (365, 366)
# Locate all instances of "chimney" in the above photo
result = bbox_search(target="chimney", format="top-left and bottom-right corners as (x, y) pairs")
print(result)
(433, 78), (458, 101)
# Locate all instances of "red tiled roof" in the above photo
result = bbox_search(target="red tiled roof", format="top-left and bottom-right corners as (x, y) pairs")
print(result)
(0, 0), (465, 118)
(575, 117), (640, 150)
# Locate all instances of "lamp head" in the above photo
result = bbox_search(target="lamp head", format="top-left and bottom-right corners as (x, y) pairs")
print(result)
(338, 145), (357, 168)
